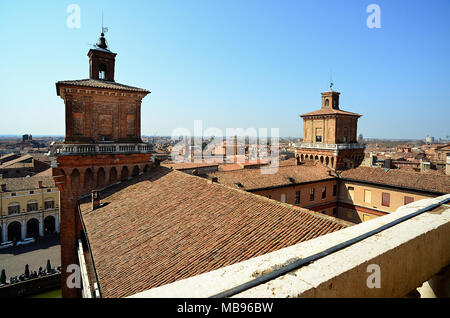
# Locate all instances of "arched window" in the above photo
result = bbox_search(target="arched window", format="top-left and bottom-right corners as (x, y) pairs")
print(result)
(325, 99), (329, 107)
(8, 202), (20, 215)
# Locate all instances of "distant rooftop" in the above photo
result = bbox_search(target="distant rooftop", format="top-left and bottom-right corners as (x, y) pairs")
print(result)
(209, 163), (334, 191)
(339, 166), (450, 194)
(0, 176), (55, 192)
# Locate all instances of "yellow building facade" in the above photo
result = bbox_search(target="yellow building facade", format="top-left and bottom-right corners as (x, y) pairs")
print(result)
(0, 176), (60, 243)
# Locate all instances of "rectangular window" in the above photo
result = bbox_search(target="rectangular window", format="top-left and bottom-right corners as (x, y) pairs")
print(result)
(44, 200), (55, 210)
(333, 184), (337, 196)
(322, 187), (326, 199)
(333, 208), (338, 217)
(348, 186), (354, 200)
(295, 191), (300, 204)
(27, 202), (38, 212)
(364, 189), (372, 204)
(404, 196), (414, 205)
(8, 205), (20, 215)
(29, 190), (34, 194)
(382, 192), (390, 207)
(281, 194), (286, 203)
(316, 135), (322, 142)
(310, 188), (315, 201)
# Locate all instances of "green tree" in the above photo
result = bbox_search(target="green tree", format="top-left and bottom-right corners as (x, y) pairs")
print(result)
(46, 259), (52, 273)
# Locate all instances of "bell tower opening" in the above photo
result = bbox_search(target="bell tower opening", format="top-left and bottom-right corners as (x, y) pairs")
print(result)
(321, 91), (340, 110)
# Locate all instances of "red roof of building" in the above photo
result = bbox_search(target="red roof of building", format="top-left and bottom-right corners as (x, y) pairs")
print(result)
(339, 166), (450, 194)
(301, 108), (361, 117)
(79, 166), (349, 298)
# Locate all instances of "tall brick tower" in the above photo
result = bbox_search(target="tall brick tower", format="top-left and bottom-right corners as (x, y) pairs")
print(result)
(51, 32), (153, 298)
(296, 86), (365, 170)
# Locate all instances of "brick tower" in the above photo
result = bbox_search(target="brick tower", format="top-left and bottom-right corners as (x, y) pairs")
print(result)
(296, 86), (365, 170)
(51, 32), (153, 298)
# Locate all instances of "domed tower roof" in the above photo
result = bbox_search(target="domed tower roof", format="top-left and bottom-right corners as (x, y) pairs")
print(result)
(96, 32), (108, 50)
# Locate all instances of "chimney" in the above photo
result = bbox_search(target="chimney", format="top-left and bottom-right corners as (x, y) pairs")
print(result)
(92, 190), (101, 210)
(1, 184), (6, 191)
(38, 180), (43, 188)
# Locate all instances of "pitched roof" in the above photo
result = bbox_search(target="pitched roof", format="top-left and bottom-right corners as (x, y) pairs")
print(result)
(0, 155), (33, 168)
(56, 79), (150, 94)
(161, 162), (219, 170)
(339, 166), (450, 194)
(0, 176), (55, 192)
(301, 108), (361, 117)
(79, 166), (349, 298)
(209, 163), (334, 191)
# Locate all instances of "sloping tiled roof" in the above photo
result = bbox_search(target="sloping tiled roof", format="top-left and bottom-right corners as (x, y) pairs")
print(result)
(209, 163), (334, 191)
(0, 176), (55, 192)
(0, 155), (32, 168)
(161, 162), (219, 170)
(301, 108), (361, 117)
(339, 166), (450, 194)
(56, 79), (150, 94)
(79, 166), (349, 298)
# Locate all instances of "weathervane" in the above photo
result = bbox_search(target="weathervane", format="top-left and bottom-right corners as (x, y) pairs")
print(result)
(102, 11), (108, 34)
(330, 69), (334, 91)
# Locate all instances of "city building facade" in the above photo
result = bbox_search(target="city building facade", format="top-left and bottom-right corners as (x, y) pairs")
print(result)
(0, 176), (60, 243)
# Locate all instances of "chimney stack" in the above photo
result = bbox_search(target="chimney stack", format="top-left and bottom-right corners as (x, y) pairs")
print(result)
(92, 190), (101, 210)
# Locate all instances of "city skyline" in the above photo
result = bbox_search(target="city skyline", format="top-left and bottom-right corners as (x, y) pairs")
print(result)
(1, 0), (449, 139)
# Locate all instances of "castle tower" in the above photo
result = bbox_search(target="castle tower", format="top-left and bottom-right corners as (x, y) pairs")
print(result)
(296, 87), (365, 170)
(51, 32), (153, 298)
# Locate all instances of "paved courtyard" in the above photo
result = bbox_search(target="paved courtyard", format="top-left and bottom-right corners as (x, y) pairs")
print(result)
(0, 234), (61, 280)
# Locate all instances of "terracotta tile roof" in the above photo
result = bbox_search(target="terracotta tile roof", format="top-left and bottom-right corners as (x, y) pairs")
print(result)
(339, 166), (450, 194)
(218, 163), (243, 171)
(161, 162), (219, 170)
(79, 166), (349, 298)
(33, 168), (53, 177)
(278, 158), (298, 167)
(56, 79), (150, 94)
(210, 163), (334, 191)
(301, 108), (361, 117)
(0, 176), (55, 192)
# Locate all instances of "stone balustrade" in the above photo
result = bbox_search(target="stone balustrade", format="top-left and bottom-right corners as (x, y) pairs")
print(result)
(297, 142), (366, 150)
(50, 142), (153, 156)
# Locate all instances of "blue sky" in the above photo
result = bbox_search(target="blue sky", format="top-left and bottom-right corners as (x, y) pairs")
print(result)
(0, 0), (449, 139)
